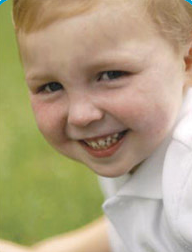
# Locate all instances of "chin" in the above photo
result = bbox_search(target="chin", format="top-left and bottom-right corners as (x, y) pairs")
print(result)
(89, 163), (132, 178)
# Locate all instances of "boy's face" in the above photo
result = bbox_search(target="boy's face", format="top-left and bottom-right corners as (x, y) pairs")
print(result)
(19, 3), (188, 177)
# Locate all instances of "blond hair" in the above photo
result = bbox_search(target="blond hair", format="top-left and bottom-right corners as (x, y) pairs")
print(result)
(13, 0), (192, 48)
(13, 0), (99, 33)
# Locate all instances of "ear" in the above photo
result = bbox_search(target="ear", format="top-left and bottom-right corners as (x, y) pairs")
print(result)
(184, 47), (192, 71)
(184, 45), (192, 89)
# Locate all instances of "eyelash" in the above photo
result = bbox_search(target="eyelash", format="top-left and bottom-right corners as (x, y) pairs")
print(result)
(38, 71), (128, 93)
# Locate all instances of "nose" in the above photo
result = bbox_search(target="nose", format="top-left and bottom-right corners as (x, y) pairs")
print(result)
(67, 96), (104, 127)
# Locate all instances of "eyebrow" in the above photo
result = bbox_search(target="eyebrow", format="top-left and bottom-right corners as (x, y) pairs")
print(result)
(26, 72), (54, 83)
(85, 52), (147, 74)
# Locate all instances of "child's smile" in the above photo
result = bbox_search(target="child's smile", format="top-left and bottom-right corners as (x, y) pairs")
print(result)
(79, 130), (128, 158)
(19, 2), (187, 177)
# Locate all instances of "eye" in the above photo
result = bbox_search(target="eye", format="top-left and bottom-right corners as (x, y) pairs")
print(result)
(40, 82), (63, 93)
(98, 71), (128, 81)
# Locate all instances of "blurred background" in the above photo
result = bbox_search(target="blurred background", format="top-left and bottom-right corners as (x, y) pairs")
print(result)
(0, 0), (104, 246)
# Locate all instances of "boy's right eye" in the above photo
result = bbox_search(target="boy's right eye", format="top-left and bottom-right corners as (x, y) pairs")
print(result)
(39, 82), (63, 93)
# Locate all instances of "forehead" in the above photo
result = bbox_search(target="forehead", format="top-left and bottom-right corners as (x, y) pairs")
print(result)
(18, 2), (160, 79)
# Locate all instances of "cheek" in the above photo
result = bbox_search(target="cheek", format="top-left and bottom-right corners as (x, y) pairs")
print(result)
(138, 103), (172, 135)
(31, 98), (66, 143)
(104, 89), (176, 137)
(129, 100), (178, 142)
(123, 102), (171, 132)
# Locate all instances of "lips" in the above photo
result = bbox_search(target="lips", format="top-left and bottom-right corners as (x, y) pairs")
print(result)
(79, 130), (128, 158)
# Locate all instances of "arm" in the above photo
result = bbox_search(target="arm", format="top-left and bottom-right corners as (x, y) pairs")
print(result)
(32, 216), (111, 252)
(0, 240), (33, 252)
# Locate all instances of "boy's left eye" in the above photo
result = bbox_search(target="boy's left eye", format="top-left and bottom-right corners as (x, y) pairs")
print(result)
(98, 71), (128, 81)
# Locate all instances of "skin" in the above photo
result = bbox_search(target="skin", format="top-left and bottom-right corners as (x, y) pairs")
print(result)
(0, 216), (110, 252)
(18, 2), (190, 178)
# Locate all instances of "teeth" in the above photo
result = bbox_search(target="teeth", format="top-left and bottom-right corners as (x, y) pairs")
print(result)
(112, 138), (118, 144)
(84, 131), (126, 150)
(91, 142), (98, 149)
(114, 133), (119, 138)
(98, 139), (106, 147)
(107, 136), (112, 142)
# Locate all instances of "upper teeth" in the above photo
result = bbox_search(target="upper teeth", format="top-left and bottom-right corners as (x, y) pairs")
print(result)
(84, 132), (121, 150)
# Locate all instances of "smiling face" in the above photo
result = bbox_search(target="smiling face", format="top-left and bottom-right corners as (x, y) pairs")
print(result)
(18, 2), (188, 177)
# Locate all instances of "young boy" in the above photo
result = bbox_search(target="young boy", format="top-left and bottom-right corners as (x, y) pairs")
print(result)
(1, 0), (192, 251)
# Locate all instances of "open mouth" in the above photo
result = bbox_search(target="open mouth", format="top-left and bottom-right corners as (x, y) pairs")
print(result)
(79, 130), (128, 158)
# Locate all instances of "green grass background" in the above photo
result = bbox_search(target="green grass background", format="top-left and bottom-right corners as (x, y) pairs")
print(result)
(0, 0), (104, 245)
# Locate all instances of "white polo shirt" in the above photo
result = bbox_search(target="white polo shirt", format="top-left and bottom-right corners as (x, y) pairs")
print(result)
(98, 88), (192, 252)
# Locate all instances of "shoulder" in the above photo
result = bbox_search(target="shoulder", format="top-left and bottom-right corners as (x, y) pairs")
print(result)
(162, 88), (192, 250)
